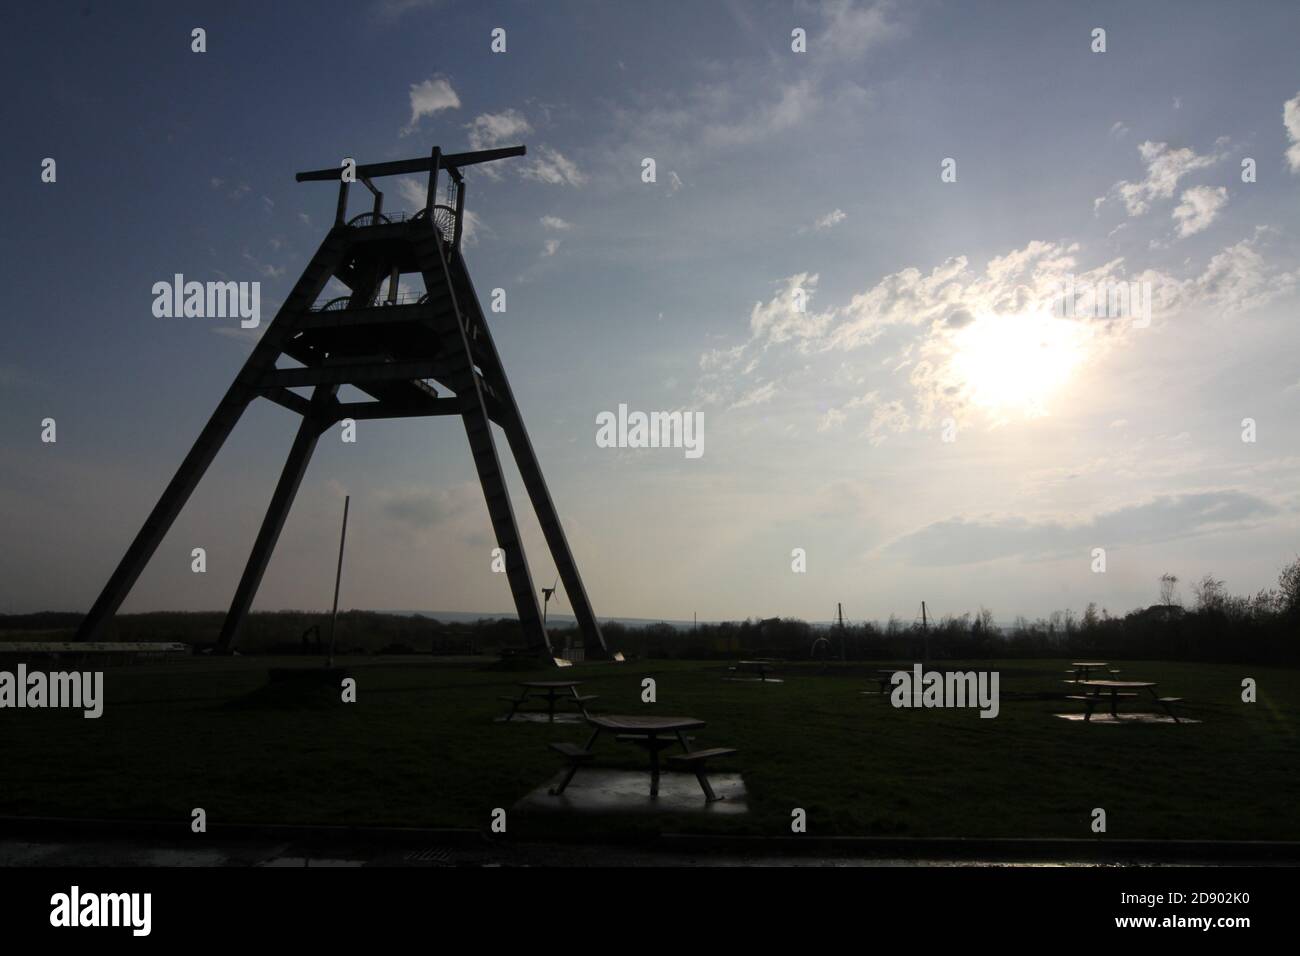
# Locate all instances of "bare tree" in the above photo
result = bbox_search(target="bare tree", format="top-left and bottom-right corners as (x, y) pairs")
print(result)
(1159, 573), (1179, 606)
(1192, 574), (1227, 611)
(1279, 556), (1300, 615)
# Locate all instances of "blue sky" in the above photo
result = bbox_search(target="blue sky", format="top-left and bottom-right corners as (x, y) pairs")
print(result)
(3, 0), (1299, 624)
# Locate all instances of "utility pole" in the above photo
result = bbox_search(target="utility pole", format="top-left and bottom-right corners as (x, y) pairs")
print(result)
(921, 600), (930, 663)
(837, 602), (847, 661)
(326, 495), (350, 668)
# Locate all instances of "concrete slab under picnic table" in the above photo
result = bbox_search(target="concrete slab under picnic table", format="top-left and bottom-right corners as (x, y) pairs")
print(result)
(493, 712), (586, 724)
(1054, 712), (1201, 724)
(514, 768), (749, 816)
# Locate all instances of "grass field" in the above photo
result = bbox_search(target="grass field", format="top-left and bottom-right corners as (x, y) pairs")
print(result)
(1, 656), (1296, 841)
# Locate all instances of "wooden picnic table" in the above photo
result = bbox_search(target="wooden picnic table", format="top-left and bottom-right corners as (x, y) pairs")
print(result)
(584, 715), (706, 796)
(1068, 661), (1111, 682)
(499, 680), (596, 722)
(731, 659), (782, 681)
(1073, 679), (1166, 721)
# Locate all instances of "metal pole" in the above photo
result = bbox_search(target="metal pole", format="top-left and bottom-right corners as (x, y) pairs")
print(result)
(425, 147), (442, 218)
(838, 602), (846, 661)
(452, 171), (466, 249)
(327, 495), (350, 667)
(921, 600), (930, 664)
(335, 180), (350, 226)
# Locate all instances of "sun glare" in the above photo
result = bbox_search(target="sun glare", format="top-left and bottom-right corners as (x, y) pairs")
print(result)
(948, 312), (1091, 418)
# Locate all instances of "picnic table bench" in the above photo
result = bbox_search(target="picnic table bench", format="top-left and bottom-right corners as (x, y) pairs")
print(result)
(549, 714), (736, 802)
(1072, 680), (1185, 723)
(499, 681), (597, 722)
(728, 659), (782, 682)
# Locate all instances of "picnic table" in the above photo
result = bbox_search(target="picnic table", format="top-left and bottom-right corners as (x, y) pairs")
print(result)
(868, 667), (907, 693)
(499, 681), (597, 722)
(549, 714), (736, 802)
(729, 659), (782, 682)
(1072, 680), (1184, 723)
(1066, 661), (1113, 682)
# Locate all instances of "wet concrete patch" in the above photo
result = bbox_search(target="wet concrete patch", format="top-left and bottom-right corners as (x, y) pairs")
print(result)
(493, 712), (586, 724)
(514, 769), (749, 815)
(1054, 712), (1201, 725)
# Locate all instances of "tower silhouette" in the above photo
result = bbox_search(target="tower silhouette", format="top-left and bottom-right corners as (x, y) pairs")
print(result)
(75, 145), (606, 660)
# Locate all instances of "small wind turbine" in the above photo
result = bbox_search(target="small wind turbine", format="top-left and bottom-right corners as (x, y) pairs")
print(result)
(541, 577), (560, 630)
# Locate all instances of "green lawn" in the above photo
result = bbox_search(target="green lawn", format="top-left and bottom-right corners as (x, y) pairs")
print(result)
(1, 657), (1296, 840)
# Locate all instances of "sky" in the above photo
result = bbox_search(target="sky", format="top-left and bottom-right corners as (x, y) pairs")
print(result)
(2, 0), (1299, 625)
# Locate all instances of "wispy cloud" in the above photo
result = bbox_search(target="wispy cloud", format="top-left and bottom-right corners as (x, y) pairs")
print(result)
(1096, 138), (1227, 216)
(401, 75), (460, 136)
(886, 490), (1278, 566)
(466, 109), (532, 150)
(520, 146), (587, 187)
(1284, 91), (1300, 173)
(372, 0), (443, 21)
(1172, 185), (1228, 237)
(801, 208), (847, 233)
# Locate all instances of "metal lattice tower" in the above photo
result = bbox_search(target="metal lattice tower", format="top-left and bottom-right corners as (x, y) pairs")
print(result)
(75, 145), (606, 660)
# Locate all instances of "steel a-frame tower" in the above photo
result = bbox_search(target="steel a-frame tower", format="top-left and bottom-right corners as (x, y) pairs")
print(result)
(75, 145), (606, 660)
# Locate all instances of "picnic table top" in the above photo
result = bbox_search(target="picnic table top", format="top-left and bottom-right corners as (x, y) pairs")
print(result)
(588, 714), (705, 733)
(1078, 679), (1154, 689)
(519, 680), (582, 689)
(1071, 661), (1110, 667)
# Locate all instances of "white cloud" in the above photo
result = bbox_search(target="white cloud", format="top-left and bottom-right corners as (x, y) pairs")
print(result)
(540, 215), (572, 231)
(1172, 185), (1228, 237)
(702, 80), (818, 151)
(696, 221), (1300, 436)
(1098, 140), (1225, 216)
(749, 272), (833, 345)
(241, 249), (284, 279)
(729, 381), (777, 410)
(542, 238), (562, 257)
(817, 407), (847, 432)
(863, 400), (910, 445)
(402, 76), (460, 136)
(1284, 91), (1300, 173)
(805, 208), (847, 232)
(1191, 229), (1300, 316)
(466, 109), (532, 150)
(818, 0), (903, 59)
(395, 176), (426, 211)
(520, 146), (588, 187)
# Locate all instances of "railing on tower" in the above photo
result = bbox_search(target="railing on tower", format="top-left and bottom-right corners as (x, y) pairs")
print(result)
(298, 145), (520, 252)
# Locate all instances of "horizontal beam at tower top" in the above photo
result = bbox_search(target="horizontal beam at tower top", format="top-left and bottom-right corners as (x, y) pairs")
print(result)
(295, 145), (526, 183)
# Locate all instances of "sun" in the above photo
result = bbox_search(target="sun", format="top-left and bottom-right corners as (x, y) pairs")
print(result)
(947, 312), (1091, 418)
